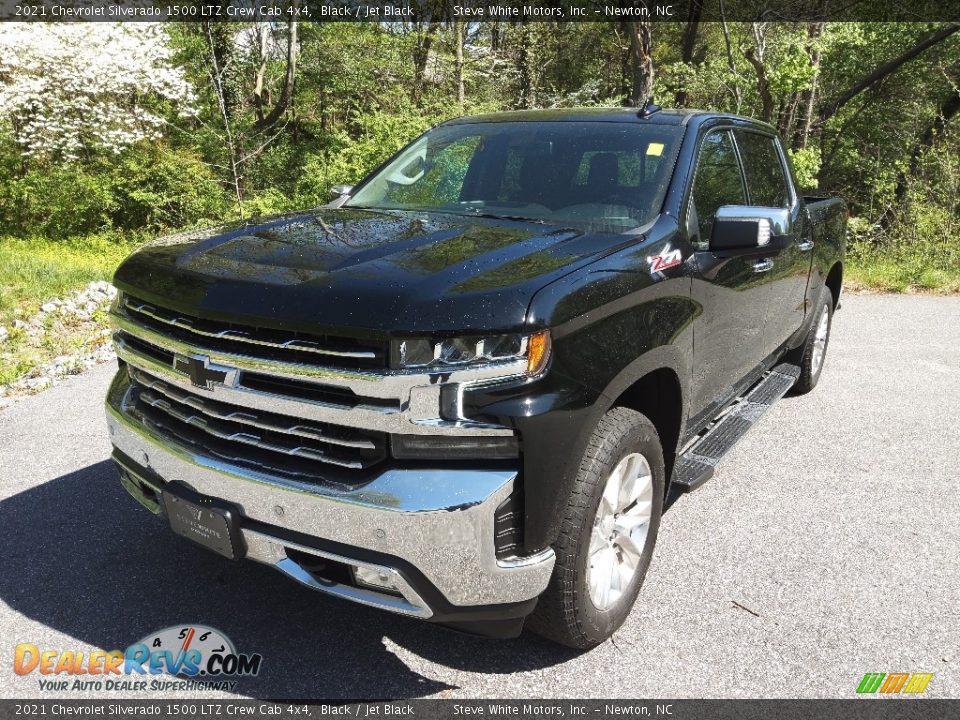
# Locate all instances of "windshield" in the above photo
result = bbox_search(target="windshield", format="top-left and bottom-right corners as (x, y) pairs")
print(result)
(346, 121), (682, 233)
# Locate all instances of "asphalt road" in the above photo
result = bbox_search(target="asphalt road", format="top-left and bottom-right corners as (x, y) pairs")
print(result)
(1, 295), (957, 700)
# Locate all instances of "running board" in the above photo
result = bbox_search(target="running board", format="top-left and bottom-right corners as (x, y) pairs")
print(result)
(671, 363), (800, 492)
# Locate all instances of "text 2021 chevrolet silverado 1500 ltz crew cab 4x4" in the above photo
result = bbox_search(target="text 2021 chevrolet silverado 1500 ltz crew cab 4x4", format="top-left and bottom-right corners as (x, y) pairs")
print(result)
(105, 108), (845, 648)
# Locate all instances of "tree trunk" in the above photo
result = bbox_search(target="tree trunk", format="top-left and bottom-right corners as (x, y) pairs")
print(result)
(719, 0), (742, 111)
(798, 21), (824, 148)
(202, 22), (241, 120)
(454, 20), (465, 107)
(818, 24), (960, 125)
(252, 23), (271, 124)
(255, 13), (299, 131)
(412, 21), (440, 103)
(743, 23), (776, 122)
(204, 22), (244, 211)
(675, 0), (704, 107)
(626, 20), (654, 107)
(516, 23), (536, 109)
(779, 91), (801, 141)
(743, 48), (774, 123)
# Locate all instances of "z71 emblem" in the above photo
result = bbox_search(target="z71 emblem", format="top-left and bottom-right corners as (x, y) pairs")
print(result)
(647, 246), (684, 273)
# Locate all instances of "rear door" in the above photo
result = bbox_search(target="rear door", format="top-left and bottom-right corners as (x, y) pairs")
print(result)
(687, 129), (771, 424)
(733, 130), (811, 357)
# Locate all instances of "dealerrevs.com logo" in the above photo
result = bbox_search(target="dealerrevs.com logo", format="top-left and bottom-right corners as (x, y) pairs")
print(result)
(14, 625), (262, 693)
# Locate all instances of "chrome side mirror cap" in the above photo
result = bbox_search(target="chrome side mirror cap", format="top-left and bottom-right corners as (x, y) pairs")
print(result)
(710, 206), (790, 251)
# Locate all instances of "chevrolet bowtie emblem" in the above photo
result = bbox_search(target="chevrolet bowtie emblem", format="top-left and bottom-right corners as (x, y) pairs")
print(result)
(172, 354), (231, 390)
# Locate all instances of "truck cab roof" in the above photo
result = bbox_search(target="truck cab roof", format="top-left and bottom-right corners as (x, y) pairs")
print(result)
(442, 107), (776, 133)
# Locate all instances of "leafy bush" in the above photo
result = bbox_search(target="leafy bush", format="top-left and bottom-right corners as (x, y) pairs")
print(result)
(108, 143), (228, 231)
(0, 162), (114, 239)
(0, 141), (229, 240)
(241, 188), (299, 219)
(788, 148), (821, 192)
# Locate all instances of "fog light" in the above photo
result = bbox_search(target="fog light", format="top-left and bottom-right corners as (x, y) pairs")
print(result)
(353, 566), (401, 594)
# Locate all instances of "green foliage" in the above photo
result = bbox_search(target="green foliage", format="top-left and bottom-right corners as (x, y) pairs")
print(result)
(847, 137), (960, 294)
(764, 27), (818, 96)
(0, 142), (228, 240)
(242, 188), (299, 219)
(108, 144), (229, 231)
(788, 148), (821, 191)
(0, 155), (113, 239)
(0, 20), (956, 295)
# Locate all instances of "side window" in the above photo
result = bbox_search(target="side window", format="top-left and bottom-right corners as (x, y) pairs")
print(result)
(735, 131), (789, 207)
(691, 130), (745, 242)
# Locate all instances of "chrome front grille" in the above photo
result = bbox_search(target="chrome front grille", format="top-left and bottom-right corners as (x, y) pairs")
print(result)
(128, 368), (387, 479)
(111, 292), (517, 486)
(120, 295), (386, 370)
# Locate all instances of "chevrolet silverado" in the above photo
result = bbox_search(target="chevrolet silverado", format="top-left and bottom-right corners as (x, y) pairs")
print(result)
(105, 108), (845, 649)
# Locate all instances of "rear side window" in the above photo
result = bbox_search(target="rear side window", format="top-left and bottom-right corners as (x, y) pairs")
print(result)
(735, 131), (789, 207)
(691, 130), (745, 242)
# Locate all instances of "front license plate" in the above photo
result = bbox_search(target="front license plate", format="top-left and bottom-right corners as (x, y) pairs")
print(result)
(162, 485), (245, 560)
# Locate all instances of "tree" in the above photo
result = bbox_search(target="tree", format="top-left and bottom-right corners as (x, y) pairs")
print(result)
(0, 24), (194, 161)
(626, 20), (654, 106)
(676, 0), (704, 106)
(253, 12), (299, 131)
(743, 23), (774, 123)
(453, 20), (466, 107)
(884, 87), (960, 226)
(817, 23), (960, 126)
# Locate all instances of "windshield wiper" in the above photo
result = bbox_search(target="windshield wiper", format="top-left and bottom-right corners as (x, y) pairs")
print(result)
(344, 205), (553, 226)
(453, 210), (551, 225)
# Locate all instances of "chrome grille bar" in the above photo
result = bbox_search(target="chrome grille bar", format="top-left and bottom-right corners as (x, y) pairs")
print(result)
(123, 295), (380, 361)
(137, 388), (368, 470)
(135, 411), (361, 485)
(130, 369), (378, 450)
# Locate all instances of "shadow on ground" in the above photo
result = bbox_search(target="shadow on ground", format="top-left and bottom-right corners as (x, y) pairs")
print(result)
(0, 462), (581, 698)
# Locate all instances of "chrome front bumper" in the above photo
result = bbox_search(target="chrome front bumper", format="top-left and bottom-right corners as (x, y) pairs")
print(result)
(106, 371), (554, 619)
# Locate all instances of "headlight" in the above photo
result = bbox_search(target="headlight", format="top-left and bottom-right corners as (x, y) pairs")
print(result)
(394, 331), (551, 376)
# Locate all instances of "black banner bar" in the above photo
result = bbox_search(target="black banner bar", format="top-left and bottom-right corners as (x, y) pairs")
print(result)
(0, 700), (958, 720)
(1, 0), (959, 23)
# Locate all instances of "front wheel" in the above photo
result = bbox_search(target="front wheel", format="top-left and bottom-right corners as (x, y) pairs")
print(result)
(790, 287), (834, 395)
(528, 407), (664, 649)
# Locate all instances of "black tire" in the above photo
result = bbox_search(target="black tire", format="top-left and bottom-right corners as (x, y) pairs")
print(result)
(790, 287), (834, 395)
(527, 407), (665, 650)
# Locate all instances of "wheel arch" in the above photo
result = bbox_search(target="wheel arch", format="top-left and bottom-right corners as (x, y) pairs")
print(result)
(825, 261), (843, 308)
(610, 367), (685, 494)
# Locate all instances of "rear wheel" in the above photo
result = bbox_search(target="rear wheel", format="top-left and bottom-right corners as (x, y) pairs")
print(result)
(528, 407), (664, 649)
(791, 287), (834, 395)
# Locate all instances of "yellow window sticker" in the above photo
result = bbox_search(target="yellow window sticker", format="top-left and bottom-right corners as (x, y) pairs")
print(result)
(646, 143), (664, 157)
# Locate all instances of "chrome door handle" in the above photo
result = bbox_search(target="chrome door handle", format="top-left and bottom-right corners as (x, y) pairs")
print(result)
(752, 258), (774, 273)
(798, 239), (815, 251)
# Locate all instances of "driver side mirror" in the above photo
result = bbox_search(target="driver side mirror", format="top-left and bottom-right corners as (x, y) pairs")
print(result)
(327, 184), (353, 208)
(710, 206), (790, 251)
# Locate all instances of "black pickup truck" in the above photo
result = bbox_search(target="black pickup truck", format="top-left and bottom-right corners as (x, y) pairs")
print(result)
(106, 108), (845, 649)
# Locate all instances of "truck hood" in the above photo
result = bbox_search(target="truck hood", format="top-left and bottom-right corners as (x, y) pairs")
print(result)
(113, 207), (620, 336)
